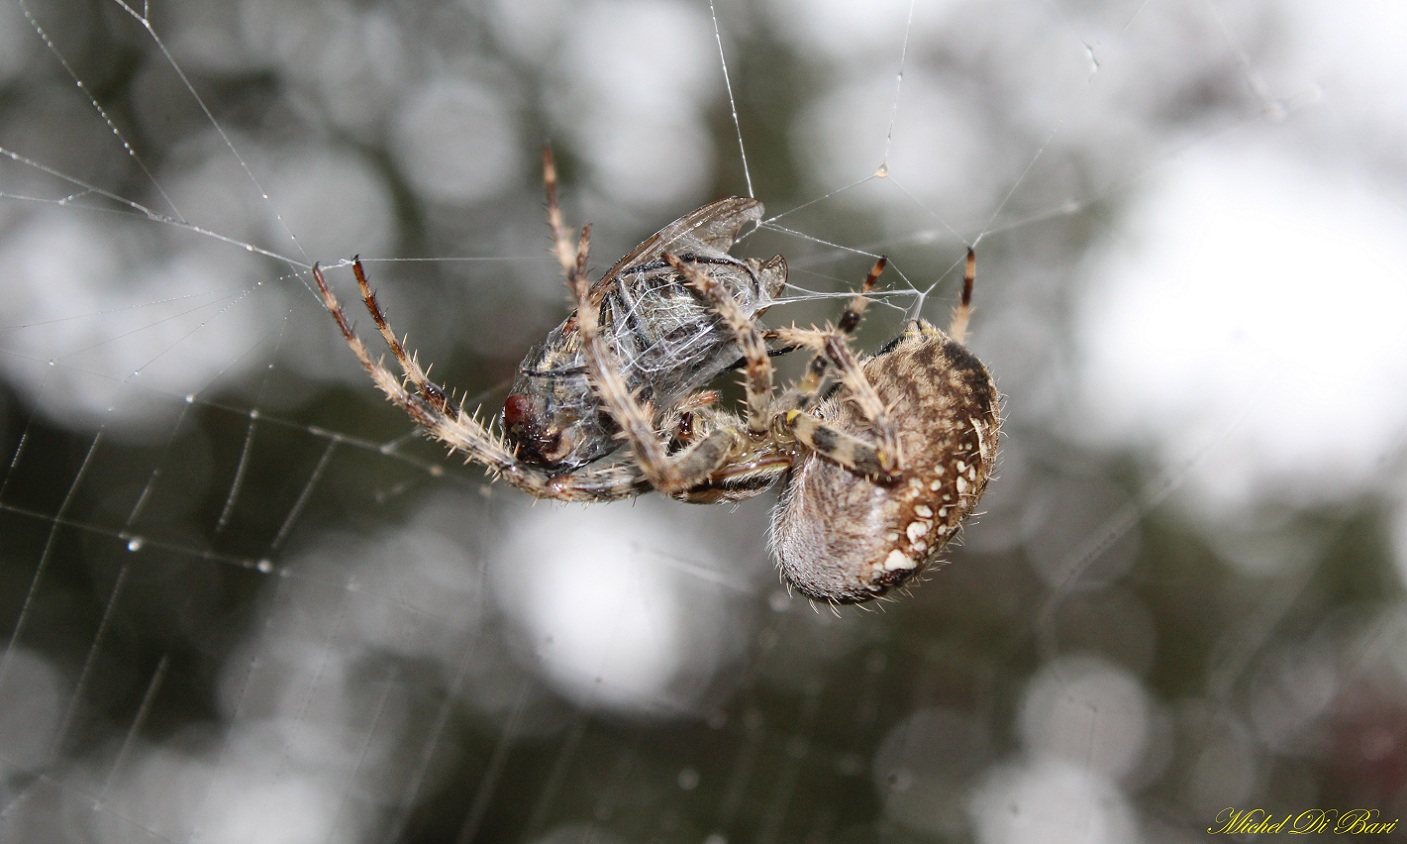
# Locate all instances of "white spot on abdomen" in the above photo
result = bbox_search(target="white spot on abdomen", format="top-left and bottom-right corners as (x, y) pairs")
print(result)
(883, 549), (917, 571)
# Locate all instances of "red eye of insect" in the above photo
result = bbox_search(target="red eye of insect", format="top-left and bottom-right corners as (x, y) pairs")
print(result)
(503, 394), (532, 431)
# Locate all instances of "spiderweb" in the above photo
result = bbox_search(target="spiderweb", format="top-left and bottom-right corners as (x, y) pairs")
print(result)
(3, 0), (1407, 842)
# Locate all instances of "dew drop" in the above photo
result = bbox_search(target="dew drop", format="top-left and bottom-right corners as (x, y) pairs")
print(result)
(256, 559), (273, 574)
(126, 537), (144, 552)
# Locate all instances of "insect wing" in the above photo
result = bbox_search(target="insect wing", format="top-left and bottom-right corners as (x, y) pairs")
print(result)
(590, 197), (763, 301)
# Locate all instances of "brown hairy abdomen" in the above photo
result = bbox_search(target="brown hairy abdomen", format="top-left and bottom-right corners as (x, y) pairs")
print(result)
(772, 322), (999, 603)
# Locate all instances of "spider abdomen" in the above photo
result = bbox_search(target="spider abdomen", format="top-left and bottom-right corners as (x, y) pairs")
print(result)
(771, 319), (1000, 603)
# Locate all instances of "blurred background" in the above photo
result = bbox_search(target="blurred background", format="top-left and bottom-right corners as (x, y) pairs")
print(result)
(3, 0), (1407, 841)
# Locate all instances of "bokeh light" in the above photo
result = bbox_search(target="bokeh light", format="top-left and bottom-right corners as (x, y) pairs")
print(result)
(2, 0), (1406, 841)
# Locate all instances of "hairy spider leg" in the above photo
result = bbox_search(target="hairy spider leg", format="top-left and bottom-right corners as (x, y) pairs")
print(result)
(948, 248), (976, 344)
(773, 257), (903, 479)
(542, 146), (580, 284)
(312, 261), (650, 501)
(771, 325), (903, 480)
(313, 261), (508, 463)
(671, 253), (903, 482)
(773, 255), (887, 413)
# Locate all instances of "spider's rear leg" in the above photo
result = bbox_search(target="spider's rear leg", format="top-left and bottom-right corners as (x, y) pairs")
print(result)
(774, 256), (886, 413)
(771, 257), (904, 480)
(773, 327), (904, 480)
(948, 248), (976, 344)
(837, 255), (887, 333)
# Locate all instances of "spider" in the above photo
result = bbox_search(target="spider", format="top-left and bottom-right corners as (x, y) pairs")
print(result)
(565, 248), (1000, 602)
(501, 149), (786, 472)
(311, 192), (999, 604)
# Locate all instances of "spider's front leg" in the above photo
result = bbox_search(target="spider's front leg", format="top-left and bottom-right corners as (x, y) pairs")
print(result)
(313, 260), (626, 501)
(313, 261), (453, 425)
(541, 146), (581, 285)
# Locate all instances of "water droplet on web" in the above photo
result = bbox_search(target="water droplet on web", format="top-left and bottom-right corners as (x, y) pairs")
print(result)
(875, 163), (889, 178)
(256, 559), (273, 574)
(127, 537), (144, 552)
